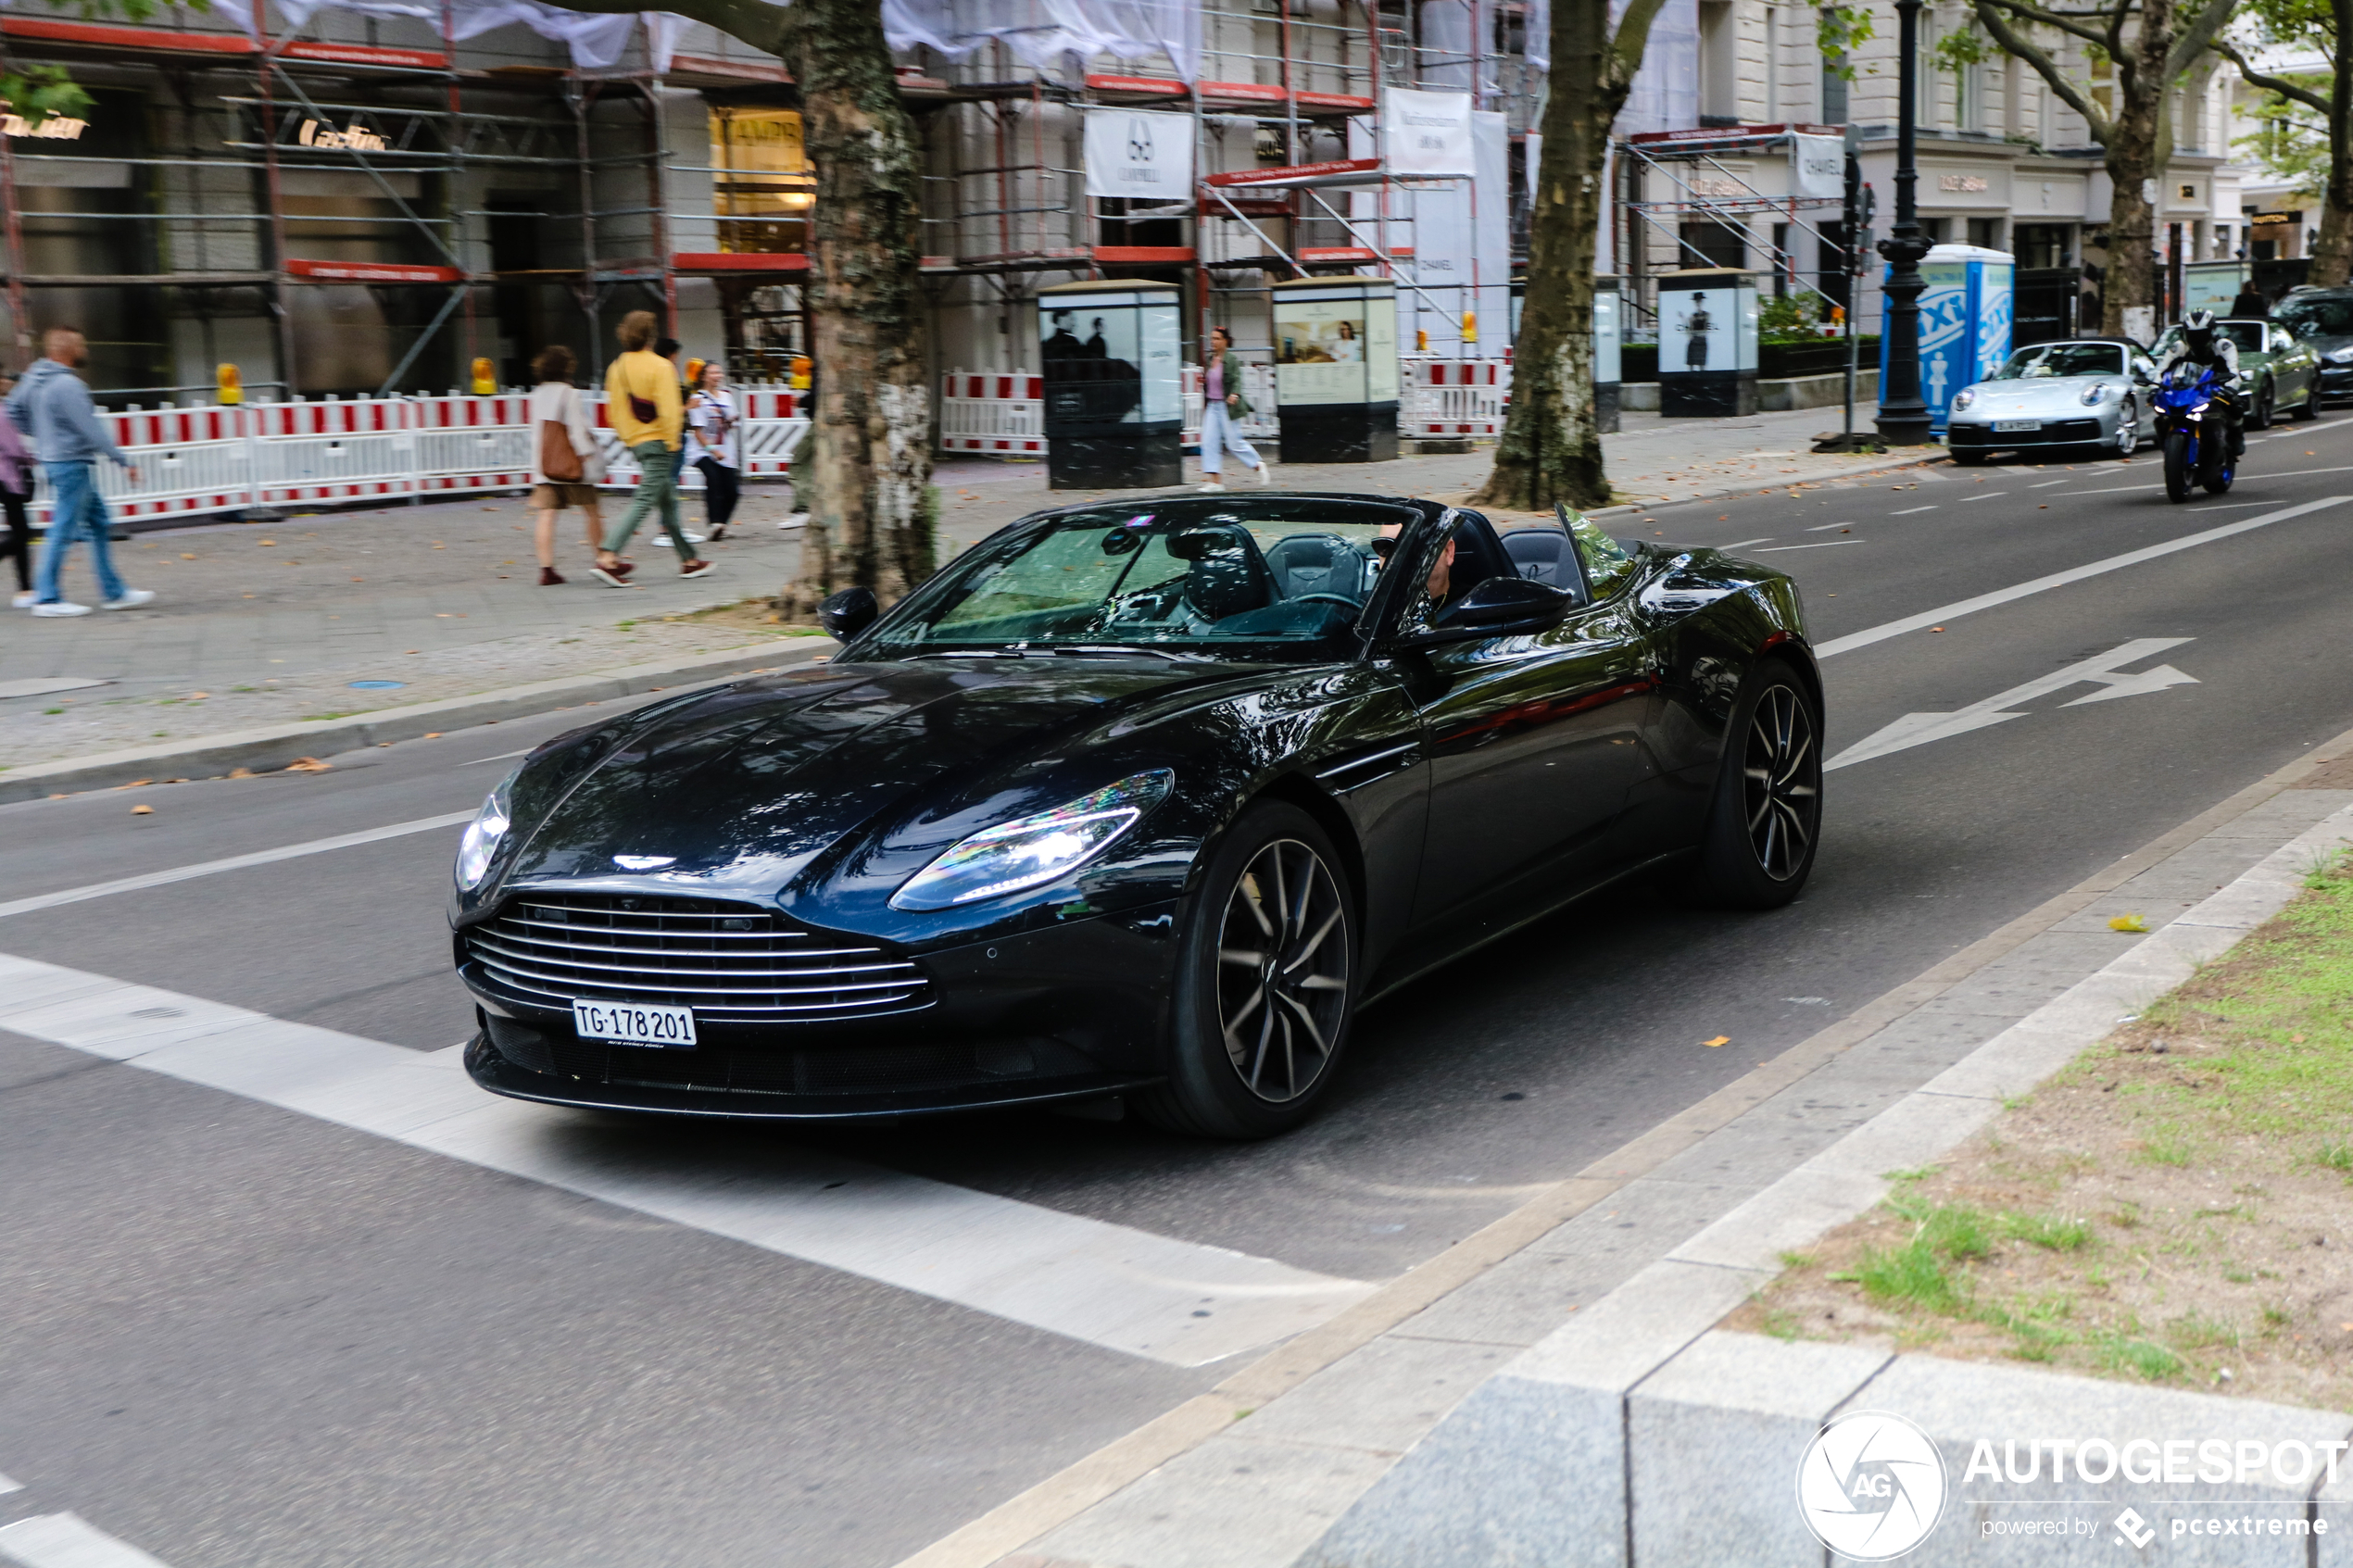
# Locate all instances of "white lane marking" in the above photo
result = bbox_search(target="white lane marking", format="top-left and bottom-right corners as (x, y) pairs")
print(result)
(2029, 480), (2068, 488)
(2068, 482), (2163, 494)
(2076, 462), (2353, 495)
(1816, 496), (2350, 659)
(1806, 521), (1857, 530)
(1959, 493), (2003, 502)
(1755, 540), (1862, 552)
(1889, 505), (1938, 515)
(0, 955), (1374, 1367)
(2177, 499), (2282, 510)
(458, 748), (534, 768)
(0, 1513), (174, 1568)
(1826, 639), (2197, 771)
(0, 1474), (17, 1495)
(1719, 537), (1774, 548)
(0, 812), (476, 922)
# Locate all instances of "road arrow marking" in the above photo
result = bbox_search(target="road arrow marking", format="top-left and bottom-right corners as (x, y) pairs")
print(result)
(1826, 639), (2197, 771)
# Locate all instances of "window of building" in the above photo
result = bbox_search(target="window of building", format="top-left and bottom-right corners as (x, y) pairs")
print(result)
(711, 107), (812, 256)
(1680, 218), (1748, 269)
(1699, 0), (1739, 123)
(2012, 222), (2073, 269)
(1967, 217), (2002, 250)
(1818, 6), (1849, 124)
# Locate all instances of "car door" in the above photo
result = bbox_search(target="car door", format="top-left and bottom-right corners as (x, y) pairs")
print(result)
(2271, 325), (2315, 407)
(1402, 516), (1655, 938)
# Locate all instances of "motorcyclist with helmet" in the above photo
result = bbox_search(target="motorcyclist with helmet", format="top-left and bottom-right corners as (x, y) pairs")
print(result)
(2158, 308), (2244, 457)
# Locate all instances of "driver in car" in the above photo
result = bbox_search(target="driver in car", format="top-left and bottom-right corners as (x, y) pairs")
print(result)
(2160, 308), (2245, 458)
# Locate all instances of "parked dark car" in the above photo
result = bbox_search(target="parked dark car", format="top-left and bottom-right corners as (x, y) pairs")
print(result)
(450, 494), (1822, 1138)
(2273, 289), (2353, 402)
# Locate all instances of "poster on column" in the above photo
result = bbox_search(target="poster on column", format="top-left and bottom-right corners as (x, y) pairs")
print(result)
(1083, 109), (1194, 202)
(1664, 286), (1756, 373)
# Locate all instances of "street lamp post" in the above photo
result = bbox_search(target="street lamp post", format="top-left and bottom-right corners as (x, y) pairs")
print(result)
(1874, 0), (1934, 446)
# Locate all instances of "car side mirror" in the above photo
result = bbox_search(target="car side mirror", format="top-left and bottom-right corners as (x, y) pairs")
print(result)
(1390, 576), (1575, 649)
(818, 585), (879, 640)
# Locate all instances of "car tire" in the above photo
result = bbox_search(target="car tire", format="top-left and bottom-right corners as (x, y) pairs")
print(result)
(2113, 400), (2139, 458)
(1952, 448), (1990, 466)
(1138, 801), (1358, 1139)
(1683, 658), (1823, 910)
(2293, 384), (2320, 420)
(2251, 380), (2275, 429)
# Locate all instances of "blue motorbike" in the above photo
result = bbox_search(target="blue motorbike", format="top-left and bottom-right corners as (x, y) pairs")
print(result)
(2152, 362), (2236, 502)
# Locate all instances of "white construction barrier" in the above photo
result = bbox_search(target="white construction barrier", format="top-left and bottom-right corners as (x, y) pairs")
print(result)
(26, 387), (811, 528)
(940, 364), (1279, 458)
(1402, 358), (1510, 439)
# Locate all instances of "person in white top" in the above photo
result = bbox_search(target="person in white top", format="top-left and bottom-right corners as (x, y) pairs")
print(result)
(527, 345), (606, 585)
(686, 361), (742, 540)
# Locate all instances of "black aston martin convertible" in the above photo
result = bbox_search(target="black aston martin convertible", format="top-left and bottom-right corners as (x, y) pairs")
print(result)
(451, 493), (1821, 1137)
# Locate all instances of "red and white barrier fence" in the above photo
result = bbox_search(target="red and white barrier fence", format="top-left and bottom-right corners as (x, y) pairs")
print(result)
(32, 388), (811, 528)
(1402, 359), (1511, 439)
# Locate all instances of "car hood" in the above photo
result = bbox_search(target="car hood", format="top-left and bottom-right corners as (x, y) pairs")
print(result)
(1956, 376), (2118, 412)
(493, 655), (1270, 904)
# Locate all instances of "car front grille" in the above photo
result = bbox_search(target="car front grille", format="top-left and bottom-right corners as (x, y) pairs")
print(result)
(465, 891), (929, 1023)
(482, 1014), (1090, 1098)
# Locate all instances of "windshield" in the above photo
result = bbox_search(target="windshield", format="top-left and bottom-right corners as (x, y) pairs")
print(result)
(2276, 297), (2353, 337)
(1990, 343), (2124, 380)
(2155, 323), (2266, 356)
(868, 495), (1422, 657)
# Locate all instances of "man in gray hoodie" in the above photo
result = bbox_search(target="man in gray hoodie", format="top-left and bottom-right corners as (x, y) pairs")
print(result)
(8, 326), (148, 617)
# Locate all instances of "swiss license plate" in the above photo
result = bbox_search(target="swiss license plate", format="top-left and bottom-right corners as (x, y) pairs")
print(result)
(1993, 419), (2040, 433)
(573, 998), (698, 1049)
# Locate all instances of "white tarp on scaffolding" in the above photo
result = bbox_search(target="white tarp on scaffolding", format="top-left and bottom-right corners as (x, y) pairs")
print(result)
(1792, 132), (1844, 198)
(1404, 109), (1508, 358)
(218, 0), (640, 68)
(1082, 107), (1194, 200)
(882, 0), (1203, 82)
(1522, 0), (1699, 136)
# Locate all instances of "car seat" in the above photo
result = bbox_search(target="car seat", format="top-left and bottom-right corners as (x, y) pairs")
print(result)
(1502, 530), (1574, 588)
(1176, 527), (1278, 621)
(1264, 533), (1371, 602)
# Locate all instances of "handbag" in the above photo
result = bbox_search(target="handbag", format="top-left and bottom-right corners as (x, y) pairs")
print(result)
(539, 411), (583, 483)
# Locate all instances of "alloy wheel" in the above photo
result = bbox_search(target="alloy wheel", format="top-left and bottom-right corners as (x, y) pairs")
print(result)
(1742, 685), (1819, 882)
(2115, 401), (2137, 457)
(1215, 839), (1349, 1102)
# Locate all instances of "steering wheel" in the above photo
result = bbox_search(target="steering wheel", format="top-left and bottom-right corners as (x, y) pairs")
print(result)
(1290, 594), (1362, 609)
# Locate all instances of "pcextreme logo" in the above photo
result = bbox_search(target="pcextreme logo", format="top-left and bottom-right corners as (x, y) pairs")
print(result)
(1796, 1410), (1949, 1560)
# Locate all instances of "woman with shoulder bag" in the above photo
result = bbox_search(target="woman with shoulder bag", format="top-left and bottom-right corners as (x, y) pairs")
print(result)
(1198, 325), (1271, 490)
(0, 372), (32, 608)
(528, 345), (606, 585)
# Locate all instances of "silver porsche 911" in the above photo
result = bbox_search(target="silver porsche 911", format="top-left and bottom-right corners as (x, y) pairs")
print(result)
(1944, 339), (2158, 465)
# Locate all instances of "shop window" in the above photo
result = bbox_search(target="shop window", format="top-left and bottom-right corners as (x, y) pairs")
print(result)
(1679, 218), (1747, 270)
(1967, 217), (2002, 251)
(711, 107), (812, 255)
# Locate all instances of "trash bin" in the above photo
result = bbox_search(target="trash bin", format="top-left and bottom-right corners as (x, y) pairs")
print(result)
(1272, 276), (1401, 462)
(1038, 279), (1183, 489)
(1657, 269), (1759, 417)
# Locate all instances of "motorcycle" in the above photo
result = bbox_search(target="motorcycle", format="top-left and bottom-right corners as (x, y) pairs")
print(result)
(2151, 362), (2236, 503)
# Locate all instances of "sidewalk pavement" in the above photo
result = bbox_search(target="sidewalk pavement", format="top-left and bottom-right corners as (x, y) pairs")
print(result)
(905, 731), (2353, 1568)
(3, 402), (1928, 780)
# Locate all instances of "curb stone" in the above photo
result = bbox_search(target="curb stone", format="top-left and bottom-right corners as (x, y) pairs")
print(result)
(1300, 804), (2353, 1568)
(0, 637), (837, 806)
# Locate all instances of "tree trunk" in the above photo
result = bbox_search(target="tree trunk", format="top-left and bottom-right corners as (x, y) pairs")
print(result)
(783, 0), (933, 613)
(1476, 0), (1655, 512)
(2316, 19), (2353, 289)
(2099, 13), (2172, 337)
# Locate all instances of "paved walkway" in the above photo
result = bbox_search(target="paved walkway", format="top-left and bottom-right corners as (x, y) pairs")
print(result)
(1, 403), (1920, 772)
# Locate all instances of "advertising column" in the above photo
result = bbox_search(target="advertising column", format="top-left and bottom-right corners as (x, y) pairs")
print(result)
(1656, 269), (1760, 417)
(1271, 277), (1401, 462)
(1038, 280), (1184, 489)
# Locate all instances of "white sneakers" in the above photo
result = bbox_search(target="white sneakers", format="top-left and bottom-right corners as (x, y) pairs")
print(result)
(1197, 464), (1274, 493)
(9, 590), (32, 609)
(22, 588), (154, 616)
(780, 512), (809, 530)
(1196, 482), (1226, 492)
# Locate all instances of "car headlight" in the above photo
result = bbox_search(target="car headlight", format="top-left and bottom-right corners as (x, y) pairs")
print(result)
(2080, 383), (2111, 406)
(890, 769), (1175, 911)
(2329, 347), (2353, 364)
(1951, 388), (1975, 411)
(455, 774), (515, 890)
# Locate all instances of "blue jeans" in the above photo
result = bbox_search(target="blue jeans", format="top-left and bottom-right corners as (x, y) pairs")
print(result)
(1200, 402), (1260, 476)
(35, 461), (125, 605)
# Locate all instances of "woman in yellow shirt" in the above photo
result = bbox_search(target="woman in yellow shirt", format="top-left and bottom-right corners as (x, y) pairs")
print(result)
(593, 310), (713, 585)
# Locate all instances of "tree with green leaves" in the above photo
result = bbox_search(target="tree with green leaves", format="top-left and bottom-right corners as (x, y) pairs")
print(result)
(1475, 0), (1668, 512)
(1968, 0), (2238, 334)
(2210, 0), (2352, 288)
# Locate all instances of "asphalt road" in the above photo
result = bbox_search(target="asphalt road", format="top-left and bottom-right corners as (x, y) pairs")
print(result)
(6, 416), (2353, 1566)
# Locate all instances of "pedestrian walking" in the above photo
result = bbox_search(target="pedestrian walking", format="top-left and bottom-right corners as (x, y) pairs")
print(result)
(527, 345), (605, 585)
(7, 327), (151, 618)
(0, 373), (34, 608)
(2231, 282), (2270, 320)
(594, 311), (711, 587)
(1198, 326), (1270, 491)
(783, 357), (814, 529)
(651, 336), (703, 546)
(686, 359), (741, 540)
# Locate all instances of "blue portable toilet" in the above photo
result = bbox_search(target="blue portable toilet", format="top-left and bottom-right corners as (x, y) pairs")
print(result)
(1881, 243), (2014, 438)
